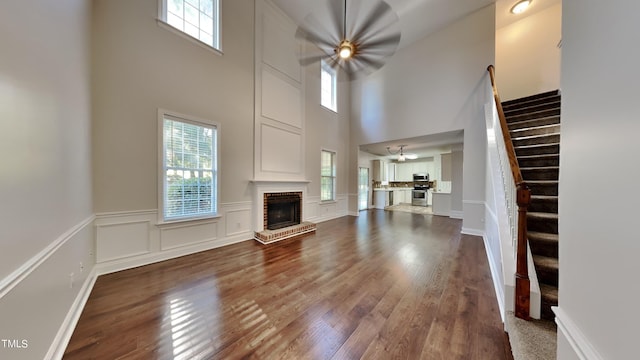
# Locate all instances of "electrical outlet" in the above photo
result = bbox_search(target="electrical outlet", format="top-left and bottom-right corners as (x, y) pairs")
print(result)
(69, 273), (75, 289)
(79, 262), (84, 273)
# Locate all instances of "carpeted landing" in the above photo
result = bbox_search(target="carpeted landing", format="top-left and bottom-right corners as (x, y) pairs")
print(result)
(506, 311), (557, 360)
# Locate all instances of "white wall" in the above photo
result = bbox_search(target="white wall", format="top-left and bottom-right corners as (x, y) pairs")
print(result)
(450, 149), (464, 214)
(92, 0), (255, 212)
(351, 5), (495, 233)
(0, 0), (95, 359)
(557, 1), (640, 358)
(496, 4), (562, 101)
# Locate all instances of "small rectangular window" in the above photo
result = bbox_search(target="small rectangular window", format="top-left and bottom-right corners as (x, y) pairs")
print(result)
(160, 0), (220, 50)
(321, 150), (336, 201)
(321, 60), (337, 112)
(160, 110), (218, 221)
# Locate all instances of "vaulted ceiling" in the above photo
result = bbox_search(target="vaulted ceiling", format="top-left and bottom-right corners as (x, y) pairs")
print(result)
(270, 0), (561, 158)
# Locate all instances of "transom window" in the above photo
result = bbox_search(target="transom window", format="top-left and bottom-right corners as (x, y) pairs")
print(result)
(160, 110), (218, 221)
(321, 60), (337, 112)
(321, 150), (336, 201)
(160, 0), (220, 50)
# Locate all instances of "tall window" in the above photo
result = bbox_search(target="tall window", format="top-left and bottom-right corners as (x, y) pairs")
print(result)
(321, 60), (337, 112)
(160, 0), (220, 50)
(161, 111), (218, 221)
(321, 150), (336, 201)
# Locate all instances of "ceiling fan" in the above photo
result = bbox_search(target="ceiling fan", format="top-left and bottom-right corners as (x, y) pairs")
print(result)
(295, 0), (401, 80)
(387, 145), (418, 161)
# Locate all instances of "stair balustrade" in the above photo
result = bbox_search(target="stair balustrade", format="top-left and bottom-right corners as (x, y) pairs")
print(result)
(487, 65), (531, 320)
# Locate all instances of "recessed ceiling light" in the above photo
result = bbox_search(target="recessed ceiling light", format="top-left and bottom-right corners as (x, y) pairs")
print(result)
(511, 0), (531, 14)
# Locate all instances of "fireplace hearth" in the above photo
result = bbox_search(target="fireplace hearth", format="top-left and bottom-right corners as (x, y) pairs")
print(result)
(253, 188), (316, 244)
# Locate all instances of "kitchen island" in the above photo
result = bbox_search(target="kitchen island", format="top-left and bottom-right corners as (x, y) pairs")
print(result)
(431, 192), (451, 216)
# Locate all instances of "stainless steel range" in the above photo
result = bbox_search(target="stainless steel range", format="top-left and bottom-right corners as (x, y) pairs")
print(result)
(412, 173), (430, 207)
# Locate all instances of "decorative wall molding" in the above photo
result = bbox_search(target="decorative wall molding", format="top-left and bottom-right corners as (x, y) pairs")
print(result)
(95, 202), (253, 274)
(305, 194), (349, 223)
(554, 307), (604, 360)
(0, 215), (94, 300)
(46, 268), (98, 360)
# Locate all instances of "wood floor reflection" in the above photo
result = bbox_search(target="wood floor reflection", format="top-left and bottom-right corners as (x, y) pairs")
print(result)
(64, 210), (513, 359)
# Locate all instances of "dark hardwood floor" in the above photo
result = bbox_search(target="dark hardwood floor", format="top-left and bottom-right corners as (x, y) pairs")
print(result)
(64, 210), (513, 359)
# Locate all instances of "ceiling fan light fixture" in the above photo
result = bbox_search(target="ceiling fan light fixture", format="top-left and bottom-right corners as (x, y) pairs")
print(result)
(338, 40), (355, 59)
(510, 0), (531, 14)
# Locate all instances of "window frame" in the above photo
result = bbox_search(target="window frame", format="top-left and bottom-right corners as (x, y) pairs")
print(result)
(320, 149), (337, 202)
(157, 0), (222, 54)
(320, 60), (337, 112)
(158, 109), (221, 224)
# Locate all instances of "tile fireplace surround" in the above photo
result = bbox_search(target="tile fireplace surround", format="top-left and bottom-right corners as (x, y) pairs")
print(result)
(251, 180), (316, 244)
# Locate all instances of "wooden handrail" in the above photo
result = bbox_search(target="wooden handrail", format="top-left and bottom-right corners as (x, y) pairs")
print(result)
(487, 65), (531, 320)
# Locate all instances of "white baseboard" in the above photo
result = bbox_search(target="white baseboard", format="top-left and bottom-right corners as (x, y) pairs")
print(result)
(449, 210), (464, 219)
(461, 227), (485, 237)
(554, 307), (604, 360)
(46, 268), (98, 360)
(482, 235), (505, 323)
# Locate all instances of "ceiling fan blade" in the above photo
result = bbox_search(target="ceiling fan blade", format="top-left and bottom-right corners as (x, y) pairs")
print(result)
(299, 53), (331, 66)
(357, 33), (401, 53)
(349, 1), (396, 44)
(295, 25), (336, 50)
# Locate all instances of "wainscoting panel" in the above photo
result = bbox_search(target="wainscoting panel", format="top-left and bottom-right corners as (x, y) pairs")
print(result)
(225, 208), (252, 237)
(94, 204), (252, 274)
(96, 220), (151, 263)
(260, 124), (303, 174)
(0, 216), (95, 360)
(261, 7), (300, 83)
(305, 195), (349, 223)
(159, 221), (218, 251)
(261, 69), (302, 128)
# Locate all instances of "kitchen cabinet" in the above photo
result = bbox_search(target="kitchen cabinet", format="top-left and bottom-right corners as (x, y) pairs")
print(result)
(396, 163), (413, 181)
(432, 192), (451, 216)
(441, 153), (452, 181)
(372, 160), (388, 182)
(393, 189), (412, 204)
(374, 189), (390, 209)
(387, 163), (396, 181)
(396, 161), (434, 181)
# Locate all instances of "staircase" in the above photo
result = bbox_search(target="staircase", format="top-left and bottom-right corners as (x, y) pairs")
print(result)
(502, 90), (560, 320)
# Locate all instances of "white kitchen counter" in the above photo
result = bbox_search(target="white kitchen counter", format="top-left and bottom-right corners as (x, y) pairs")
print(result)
(432, 192), (451, 216)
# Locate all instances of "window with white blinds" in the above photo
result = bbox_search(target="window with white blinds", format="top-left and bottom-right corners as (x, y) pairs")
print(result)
(321, 60), (337, 112)
(161, 111), (218, 221)
(321, 150), (336, 201)
(160, 0), (220, 50)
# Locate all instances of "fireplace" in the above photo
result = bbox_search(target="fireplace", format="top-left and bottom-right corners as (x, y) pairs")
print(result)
(252, 181), (316, 244)
(264, 192), (302, 230)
